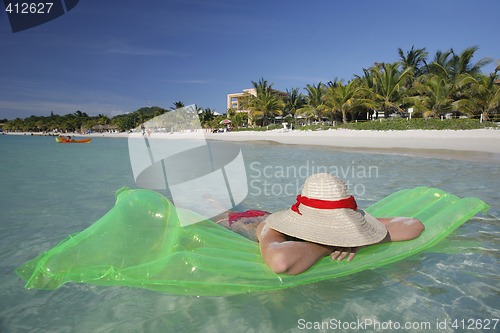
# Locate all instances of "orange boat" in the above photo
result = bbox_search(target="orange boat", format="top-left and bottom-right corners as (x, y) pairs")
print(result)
(55, 137), (92, 143)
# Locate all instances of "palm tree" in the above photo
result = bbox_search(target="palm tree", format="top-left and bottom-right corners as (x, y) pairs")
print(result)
(449, 46), (492, 80)
(427, 47), (492, 83)
(453, 72), (500, 120)
(424, 47), (493, 108)
(74, 110), (88, 118)
(252, 77), (273, 95)
(323, 80), (374, 124)
(232, 111), (248, 128)
(245, 78), (284, 126)
(198, 107), (215, 125)
(366, 62), (413, 117)
(398, 46), (428, 87)
(247, 90), (284, 126)
(426, 49), (454, 78)
(171, 101), (185, 110)
(283, 87), (306, 119)
(408, 75), (454, 118)
(296, 83), (327, 124)
(398, 46), (428, 72)
(355, 68), (376, 90)
(97, 114), (110, 125)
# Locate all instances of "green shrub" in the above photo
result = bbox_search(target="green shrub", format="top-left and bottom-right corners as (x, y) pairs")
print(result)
(337, 118), (498, 130)
(231, 118), (498, 132)
(232, 124), (282, 132)
(294, 124), (334, 131)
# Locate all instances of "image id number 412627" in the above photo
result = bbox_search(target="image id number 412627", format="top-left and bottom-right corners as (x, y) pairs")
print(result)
(5, 2), (54, 14)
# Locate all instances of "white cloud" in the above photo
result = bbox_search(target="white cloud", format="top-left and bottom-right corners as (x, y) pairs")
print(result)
(102, 45), (191, 58)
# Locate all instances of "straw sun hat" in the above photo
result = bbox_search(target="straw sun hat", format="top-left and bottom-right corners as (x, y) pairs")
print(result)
(264, 173), (387, 247)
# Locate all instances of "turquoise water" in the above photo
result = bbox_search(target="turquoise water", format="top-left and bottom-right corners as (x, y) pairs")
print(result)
(0, 135), (498, 332)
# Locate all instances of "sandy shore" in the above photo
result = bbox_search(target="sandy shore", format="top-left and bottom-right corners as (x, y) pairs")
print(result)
(7, 128), (500, 162)
(204, 128), (500, 151)
(201, 129), (500, 163)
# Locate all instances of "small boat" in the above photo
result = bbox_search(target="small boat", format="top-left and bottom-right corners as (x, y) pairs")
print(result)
(55, 137), (92, 143)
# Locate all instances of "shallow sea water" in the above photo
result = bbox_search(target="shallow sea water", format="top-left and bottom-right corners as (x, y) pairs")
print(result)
(0, 135), (498, 333)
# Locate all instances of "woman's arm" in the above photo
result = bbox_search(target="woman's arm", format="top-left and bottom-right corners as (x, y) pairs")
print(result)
(377, 217), (425, 241)
(256, 217), (424, 275)
(257, 222), (334, 275)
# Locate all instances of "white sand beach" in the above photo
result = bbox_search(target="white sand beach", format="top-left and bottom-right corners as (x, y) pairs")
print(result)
(164, 128), (498, 161)
(203, 129), (500, 162)
(204, 128), (499, 151)
(8, 128), (500, 162)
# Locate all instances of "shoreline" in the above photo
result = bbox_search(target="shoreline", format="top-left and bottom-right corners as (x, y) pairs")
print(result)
(5, 128), (500, 163)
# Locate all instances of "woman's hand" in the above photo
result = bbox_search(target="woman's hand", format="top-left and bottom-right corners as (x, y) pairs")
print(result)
(330, 247), (357, 261)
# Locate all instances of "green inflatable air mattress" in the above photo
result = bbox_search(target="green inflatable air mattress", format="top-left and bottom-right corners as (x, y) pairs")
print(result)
(16, 186), (490, 296)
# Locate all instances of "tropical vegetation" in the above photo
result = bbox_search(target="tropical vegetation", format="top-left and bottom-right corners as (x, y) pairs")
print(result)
(230, 46), (499, 128)
(1, 46), (499, 133)
(239, 78), (285, 127)
(1, 104), (227, 133)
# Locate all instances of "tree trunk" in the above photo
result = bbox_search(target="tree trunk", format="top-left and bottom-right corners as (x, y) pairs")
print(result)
(482, 111), (490, 122)
(342, 109), (348, 124)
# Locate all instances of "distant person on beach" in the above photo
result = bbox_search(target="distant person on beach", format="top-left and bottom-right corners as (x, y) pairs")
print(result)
(215, 173), (424, 274)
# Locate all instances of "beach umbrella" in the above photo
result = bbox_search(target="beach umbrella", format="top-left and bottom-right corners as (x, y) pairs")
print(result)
(219, 119), (231, 125)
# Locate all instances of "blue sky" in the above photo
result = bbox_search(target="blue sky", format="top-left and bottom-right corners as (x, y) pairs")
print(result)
(0, 0), (498, 120)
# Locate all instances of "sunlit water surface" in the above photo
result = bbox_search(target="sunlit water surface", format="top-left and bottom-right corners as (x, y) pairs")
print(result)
(0, 135), (498, 333)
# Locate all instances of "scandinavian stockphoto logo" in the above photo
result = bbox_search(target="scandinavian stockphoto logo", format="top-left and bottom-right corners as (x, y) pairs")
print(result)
(3, 0), (79, 33)
(128, 105), (248, 226)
